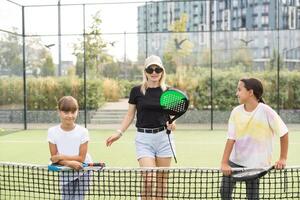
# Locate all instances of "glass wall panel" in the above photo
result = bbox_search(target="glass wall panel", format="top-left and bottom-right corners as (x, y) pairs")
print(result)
(0, 1), (22, 34)
(85, 3), (142, 34)
(61, 5), (83, 35)
(0, 32), (24, 131)
(0, 0), (299, 130)
(25, 6), (58, 35)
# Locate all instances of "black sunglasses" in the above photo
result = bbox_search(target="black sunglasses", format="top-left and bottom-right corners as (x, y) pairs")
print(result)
(145, 67), (163, 74)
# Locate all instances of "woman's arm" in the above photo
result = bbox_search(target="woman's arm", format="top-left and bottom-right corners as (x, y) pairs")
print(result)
(275, 133), (288, 169)
(220, 139), (235, 176)
(106, 104), (136, 146)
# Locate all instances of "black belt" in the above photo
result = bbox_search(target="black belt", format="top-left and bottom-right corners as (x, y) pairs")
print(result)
(137, 126), (166, 134)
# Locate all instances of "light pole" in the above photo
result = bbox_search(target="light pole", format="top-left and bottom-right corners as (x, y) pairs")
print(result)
(124, 31), (128, 79)
(282, 48), (287, 68)
(57, 0), (62, 76)
(124, 31), (126, 63)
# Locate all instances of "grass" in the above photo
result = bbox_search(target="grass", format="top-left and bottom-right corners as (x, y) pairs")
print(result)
(0, 128), (299, 199)
(0, 128), (299, 167)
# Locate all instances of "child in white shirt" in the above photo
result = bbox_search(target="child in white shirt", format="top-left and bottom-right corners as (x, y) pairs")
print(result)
(47, 96), (92, 200)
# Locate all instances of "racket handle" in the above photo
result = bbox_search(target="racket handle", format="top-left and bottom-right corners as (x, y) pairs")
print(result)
(83, 162), (106, 167)
(166, 129), (171, 134)
(166, 118), (175, 135)
(48, 164), (62, 171)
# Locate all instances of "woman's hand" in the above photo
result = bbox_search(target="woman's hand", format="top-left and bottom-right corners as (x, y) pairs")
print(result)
(166, 121), (176, 131)
(106, 133), (122, 147)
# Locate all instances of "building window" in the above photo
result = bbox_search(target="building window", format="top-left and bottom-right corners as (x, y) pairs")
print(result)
(289, 6), (296, 29)
(233, 9), (238, 17)
(262, 16), (269, 25)
(253, 16), (258, 24)
(264, 38), (268, 46)
(219, 1), (225, 10)
(263, 47), (269, 58)
(254, 5), (259, 13)
(241, 16), (246, 28)
(297, 8), (300, 28)
(233, 0), (238, 7)
(263, 4), (269, 13)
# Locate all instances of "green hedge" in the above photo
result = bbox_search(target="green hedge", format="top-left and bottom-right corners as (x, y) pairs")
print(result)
(167, 68), (300, 110)
(1, 69), (300, 110)
(0, 77), (105, 110)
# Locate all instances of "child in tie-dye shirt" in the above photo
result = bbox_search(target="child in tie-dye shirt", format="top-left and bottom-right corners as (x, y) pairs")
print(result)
(220, 78), (289, 200)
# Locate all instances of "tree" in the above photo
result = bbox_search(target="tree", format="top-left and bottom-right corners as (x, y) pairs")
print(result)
(0, 30), (55, 77)
(163, 13), (194, 73)
(231, 45), (253, 71)
(266, 49), (283, 71)
(40, 54), (55, 76)
(24, 37), (55, 77)
(73, 11), (113, 78)
(199, 48), (212, 68)
(102, 62), (121, 78)
(0, 29), (22, 76)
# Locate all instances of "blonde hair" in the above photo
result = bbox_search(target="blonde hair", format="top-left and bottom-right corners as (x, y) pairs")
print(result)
(140, 55), (167, 94)
(140, 69), (167, 95)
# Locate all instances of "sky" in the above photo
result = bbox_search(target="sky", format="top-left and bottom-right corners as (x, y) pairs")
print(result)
(0, 0), (151, 63)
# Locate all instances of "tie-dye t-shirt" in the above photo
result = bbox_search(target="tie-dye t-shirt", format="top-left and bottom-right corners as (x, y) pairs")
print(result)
(228, 103), (288, 168)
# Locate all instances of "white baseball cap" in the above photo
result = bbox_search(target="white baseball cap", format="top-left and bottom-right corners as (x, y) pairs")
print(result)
(144, 55), (164, 69)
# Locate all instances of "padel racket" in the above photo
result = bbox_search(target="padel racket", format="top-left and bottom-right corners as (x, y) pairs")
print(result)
(232, 166), (274, 181)
(160, 88), (189, 163)
(48, 162), (105, 172)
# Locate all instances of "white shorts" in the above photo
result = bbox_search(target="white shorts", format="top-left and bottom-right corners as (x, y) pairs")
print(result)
(135, 130), (176, 160)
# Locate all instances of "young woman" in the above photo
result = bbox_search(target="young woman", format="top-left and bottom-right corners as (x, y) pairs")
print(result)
(47, 96), (92, 200)
(220, 78), (289, 200)
(106, 55), (175, 200)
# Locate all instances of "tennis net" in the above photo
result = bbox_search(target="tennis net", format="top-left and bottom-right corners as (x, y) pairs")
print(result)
(0, 162), (299, 199)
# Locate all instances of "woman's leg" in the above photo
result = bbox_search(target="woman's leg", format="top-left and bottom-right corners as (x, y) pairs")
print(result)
(155, 157), (172, 200)
(139, 157), (157, 200)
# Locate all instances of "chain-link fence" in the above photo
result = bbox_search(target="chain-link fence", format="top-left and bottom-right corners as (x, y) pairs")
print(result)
(0, 0), (299, 130)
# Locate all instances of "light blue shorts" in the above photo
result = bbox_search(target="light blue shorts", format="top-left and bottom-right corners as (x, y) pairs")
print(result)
(135, 130), (176, 160)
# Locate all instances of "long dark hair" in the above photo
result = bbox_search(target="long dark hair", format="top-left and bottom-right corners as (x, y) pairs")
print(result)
(240, 78), (265, 103)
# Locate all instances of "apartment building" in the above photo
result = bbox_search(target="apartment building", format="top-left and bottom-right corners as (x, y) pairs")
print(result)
(137, 0), (300, 69)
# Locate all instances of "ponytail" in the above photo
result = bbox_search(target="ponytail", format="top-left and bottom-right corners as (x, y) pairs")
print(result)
(258, 97), (265, 104)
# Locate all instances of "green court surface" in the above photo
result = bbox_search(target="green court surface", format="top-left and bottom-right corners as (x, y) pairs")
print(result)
(0, 128), (299, 167)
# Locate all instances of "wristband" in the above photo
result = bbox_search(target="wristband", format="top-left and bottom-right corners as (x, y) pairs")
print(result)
(116, 129), (123, 137)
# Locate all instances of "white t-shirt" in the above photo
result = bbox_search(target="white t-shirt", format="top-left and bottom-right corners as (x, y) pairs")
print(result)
(228, 103), (288, 168)
(47, 124), (92, 163)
